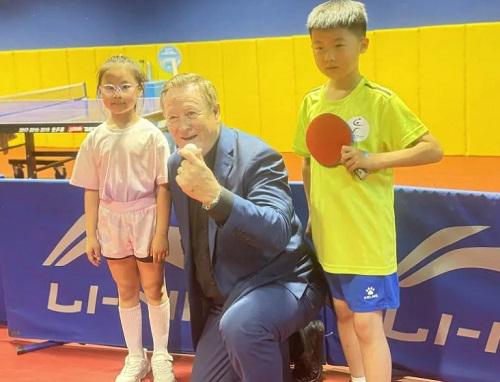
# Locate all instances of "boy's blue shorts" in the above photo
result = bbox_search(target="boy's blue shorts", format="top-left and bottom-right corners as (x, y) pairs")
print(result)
(325, 272), (400, 312)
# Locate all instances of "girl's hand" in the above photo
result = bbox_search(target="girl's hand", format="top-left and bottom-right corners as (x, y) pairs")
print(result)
(86, 236), (101, 267)
(150, 233), (169, 263)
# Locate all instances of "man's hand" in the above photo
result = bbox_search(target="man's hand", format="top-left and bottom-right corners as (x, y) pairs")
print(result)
(176, 143), (221, 205)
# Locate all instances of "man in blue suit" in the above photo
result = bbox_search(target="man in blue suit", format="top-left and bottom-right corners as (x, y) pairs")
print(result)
(161, 73), (325, 382)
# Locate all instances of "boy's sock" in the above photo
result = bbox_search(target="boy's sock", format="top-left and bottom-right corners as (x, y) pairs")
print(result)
(148, 299), (171, 353)
(118, 304), (144, 356)
(351, 376), (366, 382)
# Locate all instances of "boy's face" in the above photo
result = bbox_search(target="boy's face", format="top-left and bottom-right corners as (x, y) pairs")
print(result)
(310, 28), (368, 81)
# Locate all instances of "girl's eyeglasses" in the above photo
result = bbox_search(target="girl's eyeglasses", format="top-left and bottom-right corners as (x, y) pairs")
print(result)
(99, 83), (138, 96)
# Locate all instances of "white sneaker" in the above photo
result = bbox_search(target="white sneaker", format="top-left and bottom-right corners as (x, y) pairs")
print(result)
(151, 350), (176, 382)
(115, 350), (151, 382)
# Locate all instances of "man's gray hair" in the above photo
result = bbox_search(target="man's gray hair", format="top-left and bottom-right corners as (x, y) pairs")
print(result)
(161, 73), (218, 110)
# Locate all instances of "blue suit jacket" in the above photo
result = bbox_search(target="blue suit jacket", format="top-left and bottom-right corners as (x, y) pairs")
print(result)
(168, 126), (322, 346)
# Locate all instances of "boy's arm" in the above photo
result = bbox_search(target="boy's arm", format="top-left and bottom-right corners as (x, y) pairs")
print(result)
(371, 133), (442, 170)
(151, 183), (171, 263)
(342, 133), (443, 172)
(84, 189), (101, 266)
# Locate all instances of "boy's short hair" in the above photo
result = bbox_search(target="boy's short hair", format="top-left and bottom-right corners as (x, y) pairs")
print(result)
(307, 0), (368, 37)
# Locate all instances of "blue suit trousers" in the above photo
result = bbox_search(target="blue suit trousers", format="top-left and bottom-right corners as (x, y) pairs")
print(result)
(191, 283), (323, 382)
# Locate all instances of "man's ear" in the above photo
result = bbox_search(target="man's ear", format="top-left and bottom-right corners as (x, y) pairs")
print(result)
(213, 104), (221, 121)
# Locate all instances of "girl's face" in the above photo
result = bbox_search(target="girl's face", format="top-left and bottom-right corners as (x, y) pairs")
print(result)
(99, 64), (142, 121)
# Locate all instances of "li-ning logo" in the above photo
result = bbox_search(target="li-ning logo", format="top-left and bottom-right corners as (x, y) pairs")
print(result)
(43, 215), (184, 269)
(397, 225), (500, 287)
(384, 225), (500, 354)
(363, 286), (378, 300)
(42, 215), (189, 320)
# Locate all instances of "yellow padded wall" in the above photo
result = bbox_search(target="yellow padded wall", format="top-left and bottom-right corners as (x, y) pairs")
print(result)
(0, 51), (24, 147)
(67, 48), (97, 98)
(3, 22), (499, 156)
(293, 36), (326, 110)
(257, 37), (296, 151)
(95, 46), (124, 71)
(0, 51), (16, 96)
(39, 49), (69, 88)
(420, 25), (466, 155)
(360, 31), (376, 80)
(184, 41), (226, 116)
(41, 49), (71, 147)
(12, 50), (48, 146)
(67, 48), (97, 147)
(373, 28), (420, 114)
(466, 22), (500, 155)
(220, 39), (260, 136)
(123, 44), (159, 81)
(13, 50), (41, 93)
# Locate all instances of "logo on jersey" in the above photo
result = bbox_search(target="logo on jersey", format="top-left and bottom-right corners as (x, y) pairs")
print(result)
(347, 116), (369, 142)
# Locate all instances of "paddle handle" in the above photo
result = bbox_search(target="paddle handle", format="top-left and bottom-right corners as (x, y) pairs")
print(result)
(354, 168), (368, 180)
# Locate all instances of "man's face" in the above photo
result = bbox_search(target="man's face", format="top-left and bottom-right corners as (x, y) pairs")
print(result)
(310, 27), (368, 81)
(162, 84), (221, 156)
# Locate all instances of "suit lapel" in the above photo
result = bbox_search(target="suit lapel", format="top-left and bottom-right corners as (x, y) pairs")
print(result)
(170, 154), (191, 258)
(208, 126), (234, 258)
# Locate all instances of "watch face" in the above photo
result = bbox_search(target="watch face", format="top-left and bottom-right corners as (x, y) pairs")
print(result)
(202, 190), (222, 211)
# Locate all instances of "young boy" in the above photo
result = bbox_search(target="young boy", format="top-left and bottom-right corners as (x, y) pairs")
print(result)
(293, 1), (443, 381)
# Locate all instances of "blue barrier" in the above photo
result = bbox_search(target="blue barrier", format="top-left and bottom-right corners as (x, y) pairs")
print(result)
(315, 186), (500, 382)
(0, 266), (5, 324)
(0, 179), (499, 381)
(0, 179), (192, 352)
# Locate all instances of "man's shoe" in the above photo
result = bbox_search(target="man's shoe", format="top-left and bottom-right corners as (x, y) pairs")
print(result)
(292, 320), (324, 382)
(115, 349), (150, 382)
(151, 350), (176, 382)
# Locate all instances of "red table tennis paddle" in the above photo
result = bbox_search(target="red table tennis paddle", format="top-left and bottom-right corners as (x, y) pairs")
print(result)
(306, 113), (367, 180)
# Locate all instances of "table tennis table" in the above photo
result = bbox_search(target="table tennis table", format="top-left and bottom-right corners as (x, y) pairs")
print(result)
(0, 83), (164, 178)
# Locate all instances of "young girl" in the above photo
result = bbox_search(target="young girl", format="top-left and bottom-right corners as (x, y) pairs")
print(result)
(70, 55), (176, 382)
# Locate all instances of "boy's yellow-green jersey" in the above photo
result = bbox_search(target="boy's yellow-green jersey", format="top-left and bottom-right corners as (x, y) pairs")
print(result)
(293, 78), (428, 275)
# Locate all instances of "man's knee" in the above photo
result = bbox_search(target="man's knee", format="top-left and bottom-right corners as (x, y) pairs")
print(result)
(219, 308), (271, 349)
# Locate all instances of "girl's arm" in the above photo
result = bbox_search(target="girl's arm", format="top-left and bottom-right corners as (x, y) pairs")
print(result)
(150, 183), (171, 263)
(84, 189), (101, 266)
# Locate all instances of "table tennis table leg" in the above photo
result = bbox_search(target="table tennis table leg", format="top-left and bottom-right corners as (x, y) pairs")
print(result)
(16, 340), (66, 355)
(24, 133), (37, 179)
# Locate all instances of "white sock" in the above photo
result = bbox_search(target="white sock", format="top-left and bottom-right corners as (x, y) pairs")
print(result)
(148, 299), (171, 354)
(351, 376), (366, 382)
(118, 304), (144, 356)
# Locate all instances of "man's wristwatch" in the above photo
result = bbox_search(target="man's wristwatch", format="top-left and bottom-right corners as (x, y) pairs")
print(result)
(201, 188), (222, 211)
